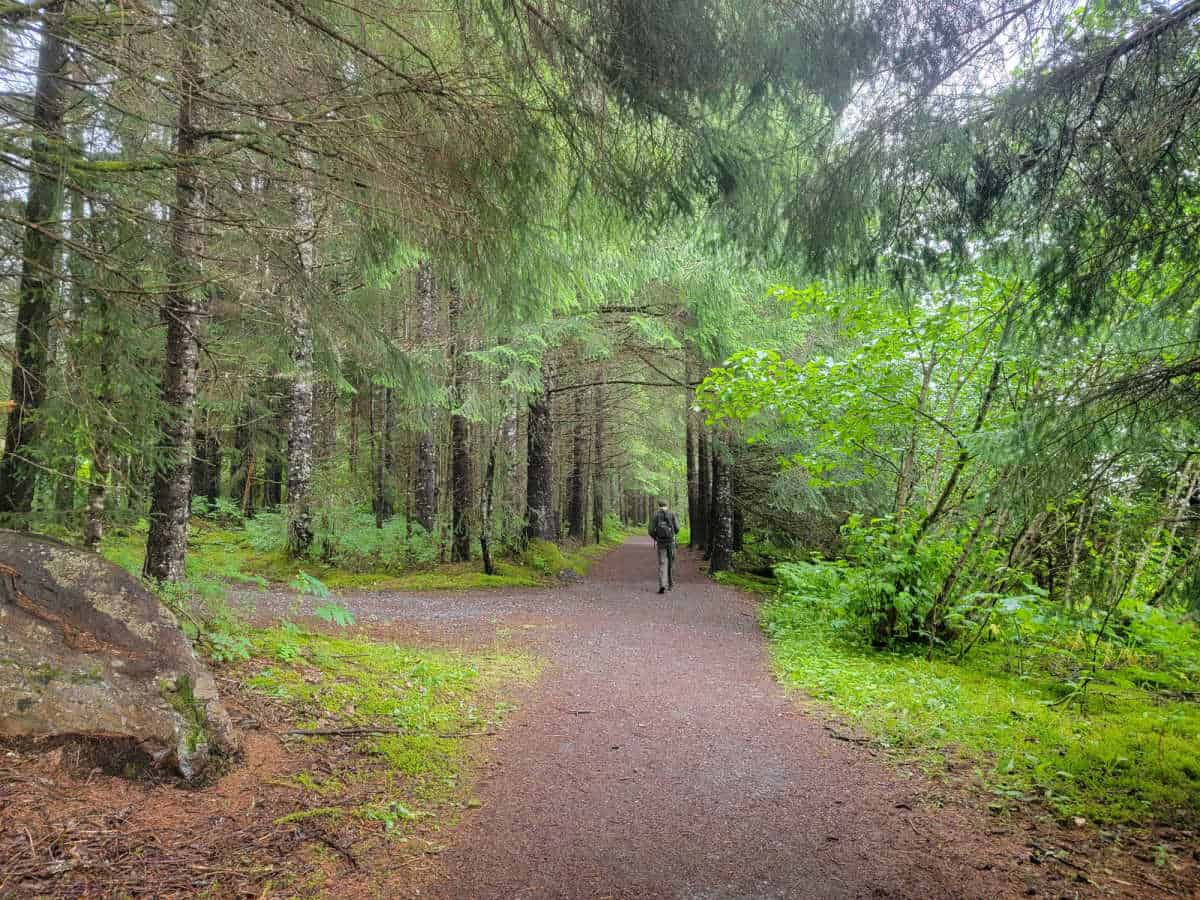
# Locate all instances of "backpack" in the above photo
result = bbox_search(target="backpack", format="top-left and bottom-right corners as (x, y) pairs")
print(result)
(652, 510), (674, 543)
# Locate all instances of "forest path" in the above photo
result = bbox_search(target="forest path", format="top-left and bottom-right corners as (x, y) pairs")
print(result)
(250, 539), (1059, 898)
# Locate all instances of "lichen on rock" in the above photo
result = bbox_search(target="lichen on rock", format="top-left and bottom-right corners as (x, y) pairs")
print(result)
(0, 530), (237, 778)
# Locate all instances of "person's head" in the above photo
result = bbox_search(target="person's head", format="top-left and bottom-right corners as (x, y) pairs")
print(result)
(658, 500), (668, 509)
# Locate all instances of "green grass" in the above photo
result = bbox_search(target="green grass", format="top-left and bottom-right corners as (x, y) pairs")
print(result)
(100, 521), (627, 593)
(102, 521), (291, 586)
(322, 561), (544, 592)
(713, 570), (778, 596)
(761, 593), (1200, 826)
(244, 626), (537, 807)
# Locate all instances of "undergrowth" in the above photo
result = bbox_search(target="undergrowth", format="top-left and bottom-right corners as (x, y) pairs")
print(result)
(760, 561), (1200, 826)
(100, 516), (628, 594)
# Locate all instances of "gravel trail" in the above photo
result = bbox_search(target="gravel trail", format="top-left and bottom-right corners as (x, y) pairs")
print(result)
(241, 538), (1111, 898)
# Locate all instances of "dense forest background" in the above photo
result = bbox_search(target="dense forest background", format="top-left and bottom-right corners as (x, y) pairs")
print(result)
(4, 0), (1200, 826)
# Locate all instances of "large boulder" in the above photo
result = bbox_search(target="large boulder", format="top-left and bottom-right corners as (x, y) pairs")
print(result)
(0, 530), (237, 778)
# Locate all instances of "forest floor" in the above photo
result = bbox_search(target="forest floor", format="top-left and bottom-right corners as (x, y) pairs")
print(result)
(3, 537), (1197, 898)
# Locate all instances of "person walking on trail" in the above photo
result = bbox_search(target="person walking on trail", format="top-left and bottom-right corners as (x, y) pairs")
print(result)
(648, 500), (679, 594)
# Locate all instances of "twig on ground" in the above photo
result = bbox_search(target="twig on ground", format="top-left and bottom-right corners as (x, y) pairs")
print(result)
(283, 727), (496, 738)
(309, 830), (359, 869)
(825, 728), (872, 746)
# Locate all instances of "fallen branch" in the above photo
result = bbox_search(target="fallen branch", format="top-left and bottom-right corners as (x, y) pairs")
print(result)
(309, 830), (359, 869)
(283, 727), (496, 738)
(824, 727), (872, 746)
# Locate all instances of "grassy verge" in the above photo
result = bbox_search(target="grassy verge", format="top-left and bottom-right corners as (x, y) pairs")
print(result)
(224, 625), (536, 894)
(713, 570), (778, 596)
(242, 626), (536, 818)
(100, 521), (628, 593)
(757, 581), (1200, 827)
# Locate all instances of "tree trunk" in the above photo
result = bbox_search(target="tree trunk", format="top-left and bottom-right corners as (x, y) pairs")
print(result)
(591, 385), (605, 544)
(54, 175), (88, 519)
(191, 430), (221, 507)
(525, 375), (555, 541)
(0, 0), (69, 517)
(895, 356), (934, 515)
(374, 385), (393, 526)
(696, 427), (711, 552)
(449, 287), (472, 562)
(480, 434), (498, 575)
(708, 436), (734, 574)
(413, 260), (437, 532)
(731, 461), (744, 553)
(285, 157), (317, 557)
(84, 289), (115, 551)
(567, 389), (587, 540)
(144, 1), (206, 581)
(450, 409), (472, 560)
(315, 377), (337, 468)
(686, 379), (699, 549)
(349, 378), (362, 474)
(700, 441), (710, 561)
(229, 412), (253, 511)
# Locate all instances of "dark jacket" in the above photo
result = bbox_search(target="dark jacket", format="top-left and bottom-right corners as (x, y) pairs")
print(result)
(648, 508), (679, 544)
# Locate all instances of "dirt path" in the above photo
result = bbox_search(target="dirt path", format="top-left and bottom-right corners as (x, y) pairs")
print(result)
(238, 539), (1155, 898)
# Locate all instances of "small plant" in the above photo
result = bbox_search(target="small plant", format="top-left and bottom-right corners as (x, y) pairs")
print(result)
(314, 602), (356, 627)
(205, 628), (253, 662)
(362, 800), (422, 831)
(290, 570), (332, 598)
(191, 495), (245, 527)
(272, 620), (305, 662)
(150, 574), (253, 663)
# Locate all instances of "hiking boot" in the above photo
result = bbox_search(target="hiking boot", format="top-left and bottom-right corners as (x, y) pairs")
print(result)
(657, 586), (666, 594)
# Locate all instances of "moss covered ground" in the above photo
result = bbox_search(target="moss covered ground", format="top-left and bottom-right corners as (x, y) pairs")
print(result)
(242, 626), (537, 830)
(99, 520), (628, 594)
(755, 579), (1200, 827)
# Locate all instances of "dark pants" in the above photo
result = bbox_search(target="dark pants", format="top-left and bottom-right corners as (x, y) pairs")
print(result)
(656, 541), (675, 590)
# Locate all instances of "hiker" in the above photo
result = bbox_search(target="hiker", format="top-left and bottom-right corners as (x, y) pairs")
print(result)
(648, 500), (680, 594)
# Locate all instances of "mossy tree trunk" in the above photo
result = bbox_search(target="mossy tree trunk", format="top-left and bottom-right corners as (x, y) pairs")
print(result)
(374, 384), (394, 527)
(285, 156), (317, 557)
(480, 434), (498, 574)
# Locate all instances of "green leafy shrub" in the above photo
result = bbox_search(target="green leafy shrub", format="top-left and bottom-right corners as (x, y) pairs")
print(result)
(836, 516), (957, 646)
(309, 510), (437, 572)
(769, 560), (851, 635)
(732, 533), (803, 575)
(190, 495), (246, 527)
(600, 514), (626, 544)
(245, 512), (287, 553)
